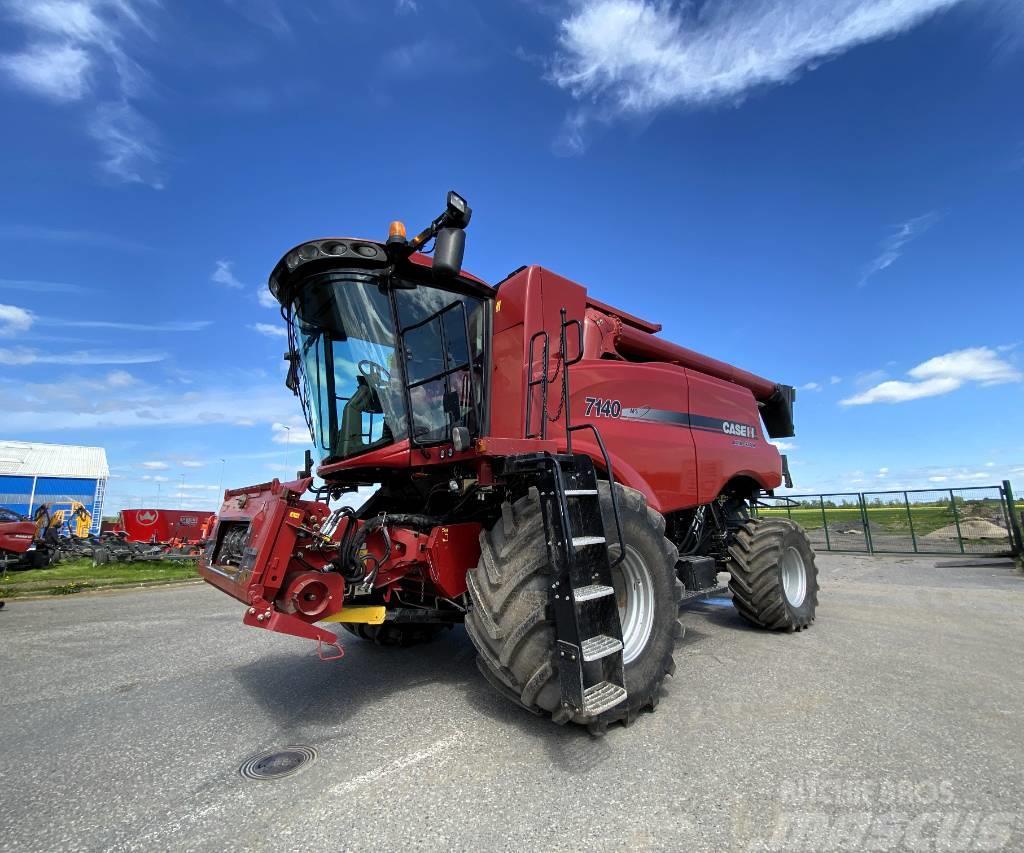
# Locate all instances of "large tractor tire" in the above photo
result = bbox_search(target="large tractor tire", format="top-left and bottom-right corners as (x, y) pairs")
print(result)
(341, 622), (450, 646)
(465, 483), (682, 732)
(727, 518), (819, 630)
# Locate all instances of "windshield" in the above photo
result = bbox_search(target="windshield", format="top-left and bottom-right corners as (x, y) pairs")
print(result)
(292, 272), (408, 460)
(290, 270), (486, 462)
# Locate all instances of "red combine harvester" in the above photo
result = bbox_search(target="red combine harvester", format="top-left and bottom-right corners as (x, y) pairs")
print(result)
(199, 192), (818, 732)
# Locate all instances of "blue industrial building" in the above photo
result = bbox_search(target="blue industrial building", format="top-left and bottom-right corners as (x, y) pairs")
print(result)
(0, 441), (108, 535)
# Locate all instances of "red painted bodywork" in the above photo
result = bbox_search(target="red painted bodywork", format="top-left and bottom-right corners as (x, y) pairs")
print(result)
(199, 479), (345, 647)
(120, 509), (215, 543)
(200, 243), (789, 649)
(321, 263), (783, 510)
(0, 520), (36, 555)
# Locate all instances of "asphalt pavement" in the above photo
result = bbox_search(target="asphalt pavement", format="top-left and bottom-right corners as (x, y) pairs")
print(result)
(2, 553), (1023, 852)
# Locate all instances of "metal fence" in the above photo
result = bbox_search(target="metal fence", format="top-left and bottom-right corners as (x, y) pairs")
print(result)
(752, 481), (1023, 557)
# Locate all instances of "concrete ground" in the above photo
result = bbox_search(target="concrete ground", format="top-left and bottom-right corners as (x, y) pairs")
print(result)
(1, 553), (1023, 852)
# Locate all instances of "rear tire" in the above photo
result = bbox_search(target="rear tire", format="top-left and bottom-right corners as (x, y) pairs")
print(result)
(727, 518), (819, 630)
(341, 622), (449, 646)
(465, 483), (682, 730)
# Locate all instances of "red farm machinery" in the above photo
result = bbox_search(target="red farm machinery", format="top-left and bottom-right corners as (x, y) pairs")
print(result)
(199, 192), (819, 732)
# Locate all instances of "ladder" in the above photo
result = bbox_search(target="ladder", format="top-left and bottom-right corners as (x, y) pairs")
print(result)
(520, 309), (629, 717)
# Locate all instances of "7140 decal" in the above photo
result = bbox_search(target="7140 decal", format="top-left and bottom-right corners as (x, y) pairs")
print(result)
(584, 396), (621, 418)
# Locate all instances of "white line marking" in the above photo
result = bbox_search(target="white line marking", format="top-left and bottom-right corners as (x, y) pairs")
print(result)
(327, 733), (462, 796)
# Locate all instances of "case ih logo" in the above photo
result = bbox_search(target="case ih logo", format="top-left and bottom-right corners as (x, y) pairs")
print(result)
(136, 510), (159, 526)
(722, 421), (757, 439)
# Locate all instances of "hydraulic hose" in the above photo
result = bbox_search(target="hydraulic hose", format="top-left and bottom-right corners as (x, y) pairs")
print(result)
(338, 512), (442, 582)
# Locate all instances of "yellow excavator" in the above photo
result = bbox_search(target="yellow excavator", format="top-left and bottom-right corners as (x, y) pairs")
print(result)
(34, 502), (93, 539)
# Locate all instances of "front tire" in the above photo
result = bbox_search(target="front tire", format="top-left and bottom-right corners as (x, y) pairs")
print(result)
(465, 483), (682, 730)
(727, 518), (819, 630)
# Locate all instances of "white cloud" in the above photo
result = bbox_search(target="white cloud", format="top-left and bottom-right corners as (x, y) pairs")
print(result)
(854, 368), (888, 387)
(11, 0), (119, 48)
(858, 211), (940, 286)
(396, 0), (418, 12)
(141, 460), (168, 470)
(841, 347), (1022, 405)
(0, 346), (166, 365)
(49, 317), (210, 332)
(907, 347), (1022, 386)
(252, 322), (286, 338)
(105, 369), (136, 387)
(800, 381), (821, 392)
(0, 42), (92, 101)
(770, 440), (798, 451)
(841, 376), (961, 405)
(0, 303), (34, 336)
(212, 260), (244, 289)
(272, 421), (310, 445)
(928, 475), (947, 482)
(89, 101), (163, 187)
(257, 286), (278, 309)
(3, 0), (151, 94)
(0, 225), (149, 251)
(1, 1), (162, 185)
(0, 278), (86, 293)
(551, 0), (970, 149)
(1, 374), (295, 431)
(830, 376), (842, 385)
(224, 0), (293, 37)
(180, 460), (204, 468)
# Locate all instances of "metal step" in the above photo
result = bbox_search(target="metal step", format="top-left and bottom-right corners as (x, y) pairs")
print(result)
(564, 489), (598, 496)
(573, 584), (615, 602)
(571, 535), (605, 548)
(581, 634), (623, 661)
(582, 681), (628, 715)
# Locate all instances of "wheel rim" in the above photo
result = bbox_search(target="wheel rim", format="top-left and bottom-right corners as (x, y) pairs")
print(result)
(610, 545), (655, 666)
(780, 546), (807, 608)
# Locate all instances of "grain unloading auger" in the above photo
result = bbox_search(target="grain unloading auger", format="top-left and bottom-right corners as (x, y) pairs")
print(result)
(199, 192), (819, 732)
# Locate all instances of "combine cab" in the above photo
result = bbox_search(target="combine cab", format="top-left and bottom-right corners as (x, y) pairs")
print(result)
(200, 192), (819, 732)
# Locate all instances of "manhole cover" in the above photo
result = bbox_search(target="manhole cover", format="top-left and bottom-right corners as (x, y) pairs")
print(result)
(239, 746), (317, 781)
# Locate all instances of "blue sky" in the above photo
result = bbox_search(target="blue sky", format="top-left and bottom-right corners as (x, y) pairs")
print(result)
(0, 0), (1022, 513)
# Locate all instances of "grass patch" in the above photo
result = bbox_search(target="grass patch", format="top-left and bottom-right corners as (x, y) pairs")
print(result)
(0, 558), (198, 599)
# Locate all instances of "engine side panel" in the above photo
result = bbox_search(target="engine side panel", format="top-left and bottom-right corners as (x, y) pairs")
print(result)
(565, 360), (698, 513)
(685, 368), (783, 503)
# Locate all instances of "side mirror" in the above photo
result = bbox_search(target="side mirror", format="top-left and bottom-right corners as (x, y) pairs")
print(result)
(452, 426), (470, 452)
(433, 228), (465, 280)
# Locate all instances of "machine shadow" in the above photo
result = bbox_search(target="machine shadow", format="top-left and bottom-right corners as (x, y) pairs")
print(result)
(235, 600), (725, 770)
(682, 597), (761, 632)
(233, 625), (483, 736)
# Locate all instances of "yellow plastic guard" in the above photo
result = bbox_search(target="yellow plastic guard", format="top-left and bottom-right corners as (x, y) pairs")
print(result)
(320, 606), (386, 625)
